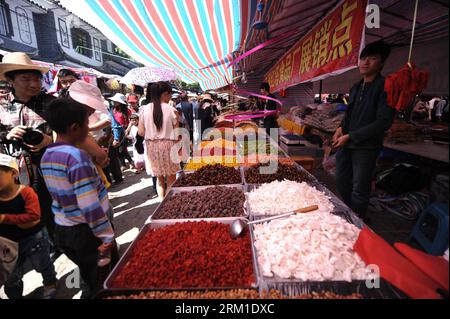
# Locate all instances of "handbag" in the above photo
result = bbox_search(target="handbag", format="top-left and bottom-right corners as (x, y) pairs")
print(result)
(135, 133), (145, 155)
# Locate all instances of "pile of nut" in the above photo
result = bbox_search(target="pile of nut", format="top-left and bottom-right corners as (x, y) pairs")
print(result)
(174, 164), (242, 187)
(154, 186), (245, 219)
(245, 163), (312, 184)
(111, 221), (255, 289)
(105, 290), (362, 299)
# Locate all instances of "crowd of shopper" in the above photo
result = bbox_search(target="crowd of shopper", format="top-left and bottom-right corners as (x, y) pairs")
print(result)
(0, 50), (239, 296)
(0, 51), (218, 299)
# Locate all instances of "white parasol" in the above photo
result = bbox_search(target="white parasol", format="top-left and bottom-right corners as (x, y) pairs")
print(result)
(120, 66), (179, 87)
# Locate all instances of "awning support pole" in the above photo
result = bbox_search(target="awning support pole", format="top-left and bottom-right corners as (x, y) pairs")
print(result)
(319, 80), (323, 103)
(407, 0), (419, 65)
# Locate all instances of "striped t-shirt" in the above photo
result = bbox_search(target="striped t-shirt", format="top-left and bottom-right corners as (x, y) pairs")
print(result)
(41, 142), (114, 244)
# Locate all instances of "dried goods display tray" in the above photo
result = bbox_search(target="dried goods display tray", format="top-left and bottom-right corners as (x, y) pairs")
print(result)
(257, 277), (407, 299)
(172, 166), (244, 188)
(150, 184), (248, 220)
(248, 221), (406, 299)
(104, 218), (261, 291)
(242, 168), (316, 189)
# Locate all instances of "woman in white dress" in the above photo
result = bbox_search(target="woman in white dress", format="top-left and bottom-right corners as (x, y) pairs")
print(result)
(138, 82), (180, 199)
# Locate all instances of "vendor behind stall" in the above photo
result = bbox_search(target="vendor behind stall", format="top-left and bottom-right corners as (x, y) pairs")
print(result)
(333, 41), (396, 220)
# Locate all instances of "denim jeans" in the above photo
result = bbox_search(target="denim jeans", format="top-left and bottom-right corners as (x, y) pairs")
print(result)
(336, 147), (380, 218)
(4, 228), (57, 299)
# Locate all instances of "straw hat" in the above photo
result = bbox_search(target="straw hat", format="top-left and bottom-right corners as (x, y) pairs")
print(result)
(0, 52), (50, 81)
(68, 80), (108, 114)
(108, 93), (127, 105)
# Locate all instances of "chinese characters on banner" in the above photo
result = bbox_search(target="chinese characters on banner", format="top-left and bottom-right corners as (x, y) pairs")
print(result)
(265, 0), (367, 92)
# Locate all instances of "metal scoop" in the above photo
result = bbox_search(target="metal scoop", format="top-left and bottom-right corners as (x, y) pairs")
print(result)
(230, 205), (319, 239)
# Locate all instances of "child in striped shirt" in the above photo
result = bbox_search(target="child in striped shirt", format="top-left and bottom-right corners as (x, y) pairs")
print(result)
(41, 97), (116, 298)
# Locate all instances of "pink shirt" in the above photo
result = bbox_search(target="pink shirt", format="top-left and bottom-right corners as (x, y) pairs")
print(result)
(113, 108), (132, 128)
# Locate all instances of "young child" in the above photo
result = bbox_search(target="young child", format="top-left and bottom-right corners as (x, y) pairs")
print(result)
(0, 154), (57, 299)
(40, 97), (116, 298)
(125, 113), (145, 173)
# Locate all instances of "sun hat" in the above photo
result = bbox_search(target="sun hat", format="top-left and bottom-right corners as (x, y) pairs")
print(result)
(0, 52), (50, 81)
(0, 154), (19, 173)
(68, 80), (108, 113)
(108, 93), (127, 105)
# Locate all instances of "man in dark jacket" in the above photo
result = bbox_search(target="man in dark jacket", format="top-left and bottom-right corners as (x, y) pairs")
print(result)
(333, 41), (396, 220)
(179, 93), (194, 140)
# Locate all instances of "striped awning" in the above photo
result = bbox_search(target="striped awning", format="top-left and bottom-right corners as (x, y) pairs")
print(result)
(58, 0), (253, 90)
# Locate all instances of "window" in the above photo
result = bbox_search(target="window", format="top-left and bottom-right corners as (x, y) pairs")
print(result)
(0, 0), (13, 37)
(71, 28), (92, 58)
(15, 7), (32, 44)
(58, 18), (69, 48)
(93, 37), (101, 61)
(101, 39), (109, 60)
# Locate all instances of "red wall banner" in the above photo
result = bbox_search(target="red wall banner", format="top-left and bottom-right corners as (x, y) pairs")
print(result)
(265, 0), (367, 92)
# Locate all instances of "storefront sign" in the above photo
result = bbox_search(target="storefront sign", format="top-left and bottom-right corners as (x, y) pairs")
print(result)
(265, 0), (367, 92)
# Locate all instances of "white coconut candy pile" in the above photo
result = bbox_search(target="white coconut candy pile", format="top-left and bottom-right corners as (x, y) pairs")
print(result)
(253, 212), (369, 282)
(247, 180), (335, 215)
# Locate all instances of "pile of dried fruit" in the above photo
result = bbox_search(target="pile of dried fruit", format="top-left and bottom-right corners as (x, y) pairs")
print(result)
(247, 180), (334, 215)
(244, 163), (312, 184)
(174, 164), (242, 186)
(237, 141), (280, 157)
(184, 156), (240, 171)
(191, 139), (237, 157)
(111, 222), (255, 289)
(153, 186), (245, 219)
(105, 289), (362, 299)
(183, 155), (290, 171)
(253, 212), (367, 282)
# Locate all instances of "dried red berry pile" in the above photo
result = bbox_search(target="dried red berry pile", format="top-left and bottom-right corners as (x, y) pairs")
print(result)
(174, 164), (242, 187)
(154, 186), (245, 219)
(111, 221), (255, 289)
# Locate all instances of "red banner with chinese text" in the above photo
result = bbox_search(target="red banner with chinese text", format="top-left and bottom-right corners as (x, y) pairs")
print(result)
(265, 0), (367, 92)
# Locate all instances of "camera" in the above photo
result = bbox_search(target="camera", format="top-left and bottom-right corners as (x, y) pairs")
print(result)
(22, 128), (44, 146)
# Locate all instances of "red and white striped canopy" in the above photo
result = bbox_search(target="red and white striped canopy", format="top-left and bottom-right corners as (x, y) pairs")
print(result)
(59, 0), (253, 90)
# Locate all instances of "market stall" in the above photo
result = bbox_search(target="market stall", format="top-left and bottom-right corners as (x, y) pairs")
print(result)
(95, 126), (448, 299)
(43, 0), (448, 301)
